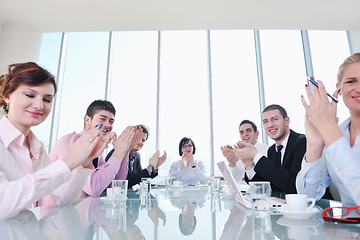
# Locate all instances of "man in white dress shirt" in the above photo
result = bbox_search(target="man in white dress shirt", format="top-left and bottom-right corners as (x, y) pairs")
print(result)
(221, 120), (268, 182)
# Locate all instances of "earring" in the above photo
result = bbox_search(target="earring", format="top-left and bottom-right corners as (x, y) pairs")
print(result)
(5, 104), (8, 111)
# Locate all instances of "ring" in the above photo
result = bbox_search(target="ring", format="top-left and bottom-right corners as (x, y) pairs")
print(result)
(87, 138), (92, 143)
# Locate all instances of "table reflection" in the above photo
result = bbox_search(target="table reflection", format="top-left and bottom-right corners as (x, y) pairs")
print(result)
(0, 188), (358, 240)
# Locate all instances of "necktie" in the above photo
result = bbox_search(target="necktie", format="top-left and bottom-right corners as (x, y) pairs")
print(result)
(275, 145), (283, 166)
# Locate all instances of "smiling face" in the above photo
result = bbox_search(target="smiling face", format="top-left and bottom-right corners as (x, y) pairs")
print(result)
(5, 83), (55, 135)
(239, 123), (259, 145)
(262, 109), (290, 144)
(132, 131), (148, 152)
(84, 110), (114, 135)
(181, 141), (194, 156)
(337, 62), (360, 115)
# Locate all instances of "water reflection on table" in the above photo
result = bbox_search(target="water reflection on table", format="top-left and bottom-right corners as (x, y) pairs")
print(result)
(0, 187), (358, 240)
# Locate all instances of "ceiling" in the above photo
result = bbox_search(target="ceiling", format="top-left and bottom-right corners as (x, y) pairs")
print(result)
(0, 0), (359, 33)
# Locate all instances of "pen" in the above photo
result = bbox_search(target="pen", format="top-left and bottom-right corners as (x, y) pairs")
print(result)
(307, 77), (338, 103)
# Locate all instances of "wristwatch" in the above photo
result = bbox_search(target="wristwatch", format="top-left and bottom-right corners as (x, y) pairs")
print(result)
(147, 164), (155, 172)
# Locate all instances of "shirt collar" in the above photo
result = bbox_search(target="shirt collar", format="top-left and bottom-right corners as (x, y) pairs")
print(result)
(129, 150), (138, 160)
(276, 130), (290, 151)
(0, 117), (26, 148)
(0, 117), (43, 157)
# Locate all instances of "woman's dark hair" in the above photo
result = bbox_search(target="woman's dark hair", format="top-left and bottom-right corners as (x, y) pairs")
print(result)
(179, 137), (196, 156)
(178, 214), (197, 236)
(0, 62), (57, 113)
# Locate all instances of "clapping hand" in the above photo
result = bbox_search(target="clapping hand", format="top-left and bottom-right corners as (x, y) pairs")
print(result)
(233, 141), (257, 168)
(156, 151), (167, 170)
(63, 125), (103, 170)
(112, 126), (136, 160)
(220, 145), (238, 167)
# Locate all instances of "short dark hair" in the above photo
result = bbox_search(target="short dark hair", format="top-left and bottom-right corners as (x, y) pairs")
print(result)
(135, 124), (149, 140)
(179, 214), (197, 236)
(262, 104), (288, 118)
(85, 100), (116, 119)
(179, 137), (196, 156)
(239, 120), (257, 132)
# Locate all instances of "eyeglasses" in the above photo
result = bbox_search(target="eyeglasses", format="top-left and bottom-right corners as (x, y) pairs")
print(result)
(182, 144), (193, 148)
(322, 206), (360, 224)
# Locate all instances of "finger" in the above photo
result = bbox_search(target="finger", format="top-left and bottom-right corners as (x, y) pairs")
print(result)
(69, 132), (78, 145)
(89, 134), (101, 149)
(300, 95), (309, 110)
(317, 80), (330, 103)
(304, 83), (316, 104)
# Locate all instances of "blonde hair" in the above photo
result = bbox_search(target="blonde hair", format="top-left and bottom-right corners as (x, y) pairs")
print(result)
(337, 52), (360, 86)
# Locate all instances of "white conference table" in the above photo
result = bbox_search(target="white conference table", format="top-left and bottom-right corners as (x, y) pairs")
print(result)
(0, 186), (358, 240)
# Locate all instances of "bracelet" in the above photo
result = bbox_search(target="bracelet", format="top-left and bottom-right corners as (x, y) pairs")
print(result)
(147, 164), (155, 172)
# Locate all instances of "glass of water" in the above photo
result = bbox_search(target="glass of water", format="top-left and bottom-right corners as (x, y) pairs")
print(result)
(249, 181), (271, 211)
(112, 180), (128, 207)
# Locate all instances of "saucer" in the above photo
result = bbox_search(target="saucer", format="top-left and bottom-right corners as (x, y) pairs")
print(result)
(277, 216), (320, 227)
(278, 205), (319, 220)
(100, 196), (127, 205)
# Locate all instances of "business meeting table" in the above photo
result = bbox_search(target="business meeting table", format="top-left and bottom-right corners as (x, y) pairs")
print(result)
(1, 184), (358, 240)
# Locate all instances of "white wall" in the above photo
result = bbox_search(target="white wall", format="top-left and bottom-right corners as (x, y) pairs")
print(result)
(0, 23), (42, 72)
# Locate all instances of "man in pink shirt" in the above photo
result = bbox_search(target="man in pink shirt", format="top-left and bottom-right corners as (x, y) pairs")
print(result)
(48, 100), (136, 199)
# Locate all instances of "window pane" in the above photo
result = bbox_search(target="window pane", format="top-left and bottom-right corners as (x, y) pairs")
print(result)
(308, 30), (350, 123)
(55, 32), (109, 139)
(159, 31), (210, 176)
(261, 30), (307, 143)
(33, 32), (62, 151)
(108, 31), (158, 164)
(210, 30), (259, 176)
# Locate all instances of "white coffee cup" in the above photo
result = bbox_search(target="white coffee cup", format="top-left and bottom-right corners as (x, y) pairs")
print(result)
(285, 194), (315, 212)
(173, 180), (183, 187)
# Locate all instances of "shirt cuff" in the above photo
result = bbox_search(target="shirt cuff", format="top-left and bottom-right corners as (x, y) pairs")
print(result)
(253, 152), (264, 165)
(235, 160), (245, 170)
(245, 168), (256, 180)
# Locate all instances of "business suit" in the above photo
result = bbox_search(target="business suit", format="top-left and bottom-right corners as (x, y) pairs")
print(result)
(246, 130), (306, 194)
(105, 149), (158, 189)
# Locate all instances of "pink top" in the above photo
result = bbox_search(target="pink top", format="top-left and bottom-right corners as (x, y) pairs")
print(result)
(48, 131), (128, 197)
(0, 117), (92, 219)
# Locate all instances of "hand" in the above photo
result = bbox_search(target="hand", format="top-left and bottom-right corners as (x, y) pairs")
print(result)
(187, 154), (195, 167)
(156, 151), (167, 170)
(220, 145), (239, 167)
(149, 150), (159, 168)
(301, 80), (341, 146)
(85, 131), (116, 167)
(233, 141), (258, 167)
(112, 126), (136, 160)
(148, 203), (166, 226)
(181, 154), (189, 169)
(129, 127), (143, 150)
(63, 126), (103, 170)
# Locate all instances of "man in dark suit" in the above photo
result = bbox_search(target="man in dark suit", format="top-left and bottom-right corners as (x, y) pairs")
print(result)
(234, 104), (306, 194)
(106, 125), (167, 189)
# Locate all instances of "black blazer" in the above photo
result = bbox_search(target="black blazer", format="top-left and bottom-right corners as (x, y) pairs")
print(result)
(105, 149), (158, 189)
(246, 129), (306, 194)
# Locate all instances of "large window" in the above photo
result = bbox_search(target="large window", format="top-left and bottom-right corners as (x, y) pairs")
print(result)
(261, 30), (307, 142)
(38, 30), (351, 176)
(158, 31), (211, 174)
(308, 30), (350, 123)
(108, 31), (158, 164)
(55, 32), (110, 140)
(211, 30), (259, 175)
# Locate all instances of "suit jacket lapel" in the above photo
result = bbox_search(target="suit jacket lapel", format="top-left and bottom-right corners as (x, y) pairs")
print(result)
(282, 130), (296, 166)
